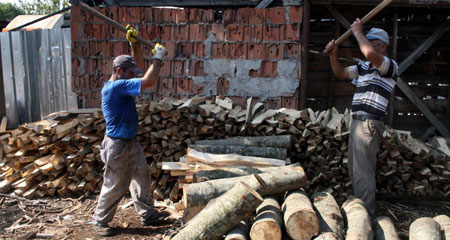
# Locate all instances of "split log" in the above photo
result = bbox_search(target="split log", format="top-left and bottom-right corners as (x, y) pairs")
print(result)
(311, 192), (344, 239)
(282, 190), (320, 240)
(172, 181), (263, 240)
(188, 144), (287, 160)
(433, 215), (450, 240)
(225, 220), (250, 240)
(373, 216), (400, 240)
(250, 196), (283, 240)
(341, 198), (374, 240)
(409, 217), (441, 240)
(194, 164), (300, 182)
(194, 135), (292, 149)
(187, 149), (285, 167)
(314, 232), (339, 240)
(183, 166), (307, 208)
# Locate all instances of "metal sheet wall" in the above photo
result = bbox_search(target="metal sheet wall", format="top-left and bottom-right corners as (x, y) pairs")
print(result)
(0, 28), (77, 129)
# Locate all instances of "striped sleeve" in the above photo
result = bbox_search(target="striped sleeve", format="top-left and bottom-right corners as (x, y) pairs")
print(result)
(376, 56), (398, 78)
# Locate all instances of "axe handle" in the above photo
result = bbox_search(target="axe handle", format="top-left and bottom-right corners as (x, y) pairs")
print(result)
(77, 1), (154, 48)
(323, 0), (393, 54)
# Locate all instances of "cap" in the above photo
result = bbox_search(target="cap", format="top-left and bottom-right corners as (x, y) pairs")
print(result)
(366, 27), (389, 46)
(113, 55), (143, 74)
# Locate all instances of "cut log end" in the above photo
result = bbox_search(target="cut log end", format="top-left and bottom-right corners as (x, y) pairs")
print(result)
(285, 211), (320, 240)
(250, 221), (282, 240)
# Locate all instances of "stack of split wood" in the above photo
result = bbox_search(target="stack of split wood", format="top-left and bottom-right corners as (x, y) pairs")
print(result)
(0, 95), (449, 200)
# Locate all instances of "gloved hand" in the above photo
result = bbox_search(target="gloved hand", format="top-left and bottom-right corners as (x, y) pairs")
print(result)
(126, 24), (139, 44)
(152, 43), (167, 60)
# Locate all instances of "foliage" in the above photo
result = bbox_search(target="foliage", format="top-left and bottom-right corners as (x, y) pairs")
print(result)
(18, 0), (70, 15)
(0, 3), (25, 21)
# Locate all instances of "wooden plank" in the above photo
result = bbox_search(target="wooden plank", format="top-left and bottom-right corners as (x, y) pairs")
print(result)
(255, 0), (274, 9)
(323, 4), (351, 29)
(394, 99), (447, 113)
(388, 11), (398, 126)
(300, 0), (310, 109)
(0, 117), (6, 132)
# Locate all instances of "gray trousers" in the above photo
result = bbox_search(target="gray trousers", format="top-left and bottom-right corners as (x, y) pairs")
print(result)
(92, 136), (154, 224)
(348, 118), (384, 217)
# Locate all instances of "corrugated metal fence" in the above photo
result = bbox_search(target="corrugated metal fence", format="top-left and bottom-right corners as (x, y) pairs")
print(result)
(0, 28), (77, 129)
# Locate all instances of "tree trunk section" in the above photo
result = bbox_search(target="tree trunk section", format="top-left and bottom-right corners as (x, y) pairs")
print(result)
(189, 144), (287, 160)
(314, 232), (339, 240)
(194, 135), (292, 149)
(225, 220), (250, 240)
(373, 216), (400, 240)
(341, 198), (374, 240)
(409, 217), (442, 240)
(282, 190), (320, 240)
(172, 181), (263, 240)
(194, 164), (300, 182)
(183, 166), (307, 208)
(250, 196), (283, 240)
(311, 192), (344, 239)
(433, 215), (450, 240)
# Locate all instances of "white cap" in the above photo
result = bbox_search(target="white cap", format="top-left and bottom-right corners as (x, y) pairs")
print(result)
(366, 28), (389, 46)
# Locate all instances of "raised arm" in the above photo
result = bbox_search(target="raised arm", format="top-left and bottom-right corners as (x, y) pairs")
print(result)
(325, 40), (351, 80)
(351, 18), (385, 68)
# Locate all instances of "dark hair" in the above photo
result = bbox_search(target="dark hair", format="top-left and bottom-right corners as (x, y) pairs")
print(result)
(112, 66), (127, 74)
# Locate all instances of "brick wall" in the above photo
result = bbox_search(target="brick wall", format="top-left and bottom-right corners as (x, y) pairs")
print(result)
(70, 6), (303, 108)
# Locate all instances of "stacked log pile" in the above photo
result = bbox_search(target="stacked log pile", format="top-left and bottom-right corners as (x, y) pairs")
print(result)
(0, 96), (449, 200)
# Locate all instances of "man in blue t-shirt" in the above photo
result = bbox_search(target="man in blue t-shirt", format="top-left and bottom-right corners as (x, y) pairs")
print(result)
(91, 26), (167, 236)
(325, 19), (398, 218)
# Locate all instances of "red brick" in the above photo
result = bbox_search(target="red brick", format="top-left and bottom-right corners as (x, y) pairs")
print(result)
(70, 6), (85, 23)
(236, 8), (250, 24)
(217, 77), (230, 95)
(202, 9), (215, 23)
(160, 60), (171, 76)
(263, 26), (281, 42)
(245, 25), (263, 42)
(249, 9), (266, 24)
(266, 97), (282, 109)
(176, 8), (188, 23)
(102, 59), (113, 76)
(285, 24), (300, 41)
(267, 7), (286, 24)
(162, 8), (176, 23)
(85, 90), (102, 108)
(211, 43), (228, 59)
(163, 42), (176, 59)
(107, 7), (119, 22)
(72, 58), (79, 76)
(176, 78), (193, 94)
(281, 96), (297, 109)
(229, 44), (247, 59)
(189, 24), (207, 41)
(286, 43), (301, 59)
(112, 42), (128, 57)
(102, 41), (113, 57)
(226, 96), (246, 108)
(71, 41), (89, 58)
(211, 24), (224, 41)
(160, 26), (173, 41)
(262, 61), (278, 78)
(226, 25), (244, 42)
(188, 8), (202, 23)
(288, 6), (303, 24)
(176, 42), (194, 58)
(92, 24), (103, 40)
(193, 82), (204, 95)
(247, 44), (265, 59)
(222, 9), (236, 25)
(266, 43), (284, 60)
(140, 7), (153, 23)
(71, 75), (79, 91)
(189, 60), (204, 76)
(159, 77), (177, 96)
(144, 25), (160, 40)
(152, 8), (162, 24)
(103, 25), (115, 40)
(123, 7), (140, 23)
(88, 42), (100, 56)
(83, 24), (94, 39)
(174, 25), (189, 41)
(172, 60), (185, 76)
(194, 43), (205, 58)
(71, 23), (81, 40)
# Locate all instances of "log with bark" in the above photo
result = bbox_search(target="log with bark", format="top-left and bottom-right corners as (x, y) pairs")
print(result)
(194, 135), (292, 149)
(188, 144), (287, 160)
(409, 217), (441, 240)
(311, 192), (344, 239)
(250, 196), (283, 240)
(183, 166), (307, 208)
(373, 216), (400, 240)
(433, 215), (450, 240)
(282, 190), (320, 240)
(225, 220), (250, 240)
(314, 232), (340, 240)
(171, 181), (263, 240)
(341, 198), (374, 240)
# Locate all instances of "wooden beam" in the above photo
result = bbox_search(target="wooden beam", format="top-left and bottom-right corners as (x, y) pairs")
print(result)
(299, 0), (310, 109)
(323, 4), (351, 29)
(328, 21), (340, 108)
(419, 126), (435, 142)
(111, 0), (262, 6)
(255, 0), (274, 8)
(395, 20), (450, 137)
(388, 12), (398, 126)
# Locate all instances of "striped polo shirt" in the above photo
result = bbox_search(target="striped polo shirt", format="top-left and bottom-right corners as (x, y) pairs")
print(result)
(347, 56), (398, 117)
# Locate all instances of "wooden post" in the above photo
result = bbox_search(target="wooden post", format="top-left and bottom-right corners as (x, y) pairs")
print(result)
(388, 12), (398, 127)
(299, 0), (310, 110)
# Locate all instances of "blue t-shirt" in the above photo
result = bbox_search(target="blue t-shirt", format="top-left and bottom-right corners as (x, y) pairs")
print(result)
(102, 78), (141, 139)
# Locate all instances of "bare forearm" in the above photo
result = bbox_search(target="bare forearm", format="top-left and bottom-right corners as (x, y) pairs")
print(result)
(141, 59), (161, 89)
(329, 55), (348, 79)
(131, 43), (144, 69)
(353, 31), (374, 59)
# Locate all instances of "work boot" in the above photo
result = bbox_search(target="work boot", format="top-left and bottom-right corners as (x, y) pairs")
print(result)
(141, 209), (170, 226)
(92, 222), (114, 236)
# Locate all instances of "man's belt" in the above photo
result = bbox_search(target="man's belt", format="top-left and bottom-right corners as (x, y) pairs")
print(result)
(352, 114), (384, 121)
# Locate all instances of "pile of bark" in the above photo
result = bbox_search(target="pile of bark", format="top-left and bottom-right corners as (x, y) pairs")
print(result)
(0, 95), (449, 200)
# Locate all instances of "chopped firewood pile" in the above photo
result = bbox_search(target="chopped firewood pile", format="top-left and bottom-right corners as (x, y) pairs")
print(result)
(0, 95), (449, 202)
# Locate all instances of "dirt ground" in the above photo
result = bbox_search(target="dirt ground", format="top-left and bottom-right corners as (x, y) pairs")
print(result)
(0, 193), (449, 240)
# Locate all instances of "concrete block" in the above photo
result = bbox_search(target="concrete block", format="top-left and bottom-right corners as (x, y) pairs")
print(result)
(189, 60), (204, 76)
(217, 77), (230, 95)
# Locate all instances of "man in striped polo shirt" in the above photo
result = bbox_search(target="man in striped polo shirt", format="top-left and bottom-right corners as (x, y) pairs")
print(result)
(325, 18), (398, 217)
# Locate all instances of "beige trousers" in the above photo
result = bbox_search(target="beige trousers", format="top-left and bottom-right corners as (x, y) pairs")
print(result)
(92, 136), (154, 224)
(348, 118), (384, 217)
